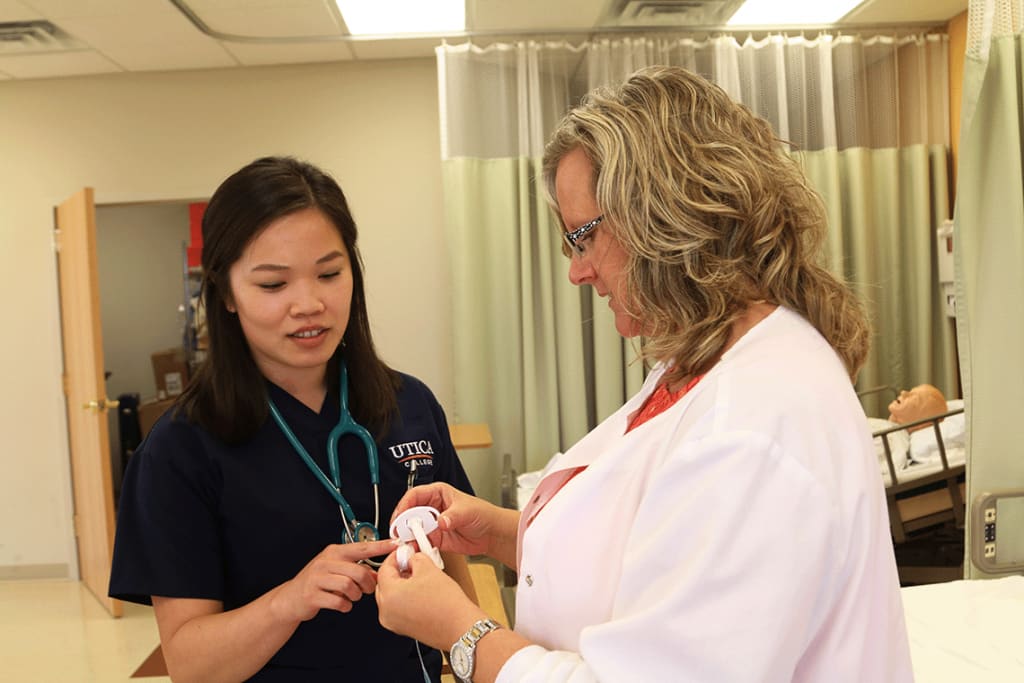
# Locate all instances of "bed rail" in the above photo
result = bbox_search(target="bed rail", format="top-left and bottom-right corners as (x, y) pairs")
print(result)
(874, 407), (966, 545)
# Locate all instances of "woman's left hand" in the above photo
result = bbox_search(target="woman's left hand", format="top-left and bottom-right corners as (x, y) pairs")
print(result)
(376, 549), (487, 651)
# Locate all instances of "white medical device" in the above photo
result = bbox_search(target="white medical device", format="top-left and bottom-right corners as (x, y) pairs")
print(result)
(390, 506), (445, 571)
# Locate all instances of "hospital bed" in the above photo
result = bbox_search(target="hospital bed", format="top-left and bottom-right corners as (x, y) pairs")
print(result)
(901, 575), (1024, 681)
(869, 399), (966, 585)
(863, 389), (966, 565)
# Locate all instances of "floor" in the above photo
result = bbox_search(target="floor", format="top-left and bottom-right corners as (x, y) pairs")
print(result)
(0, 579), (167, 683)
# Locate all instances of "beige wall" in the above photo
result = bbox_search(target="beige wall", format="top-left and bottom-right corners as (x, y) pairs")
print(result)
(0, 58), (466, 577)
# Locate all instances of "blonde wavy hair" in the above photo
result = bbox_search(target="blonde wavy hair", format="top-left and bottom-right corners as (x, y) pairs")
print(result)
(542, 65), (869, 384)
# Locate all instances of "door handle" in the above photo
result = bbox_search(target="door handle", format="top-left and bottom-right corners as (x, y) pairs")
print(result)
(82, 398), (120, 413)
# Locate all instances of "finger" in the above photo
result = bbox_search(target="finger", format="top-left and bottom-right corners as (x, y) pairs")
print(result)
(319, 558), (379, 594)
(322, 575), (364, 603)
(342, 540), (393, 561)
(437, 509), (468, 538)
(335, 539), (397, 561)
(324, 593), (356, 614)
(374, 579), (391, 627)
(408, 550), (443, 574)
(376, 549), (401, 582)
(346, 564), (380, 594)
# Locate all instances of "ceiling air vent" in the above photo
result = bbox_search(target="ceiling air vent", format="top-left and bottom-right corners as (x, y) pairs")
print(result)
(609, 0), (746, 27)
(0, 20), (83, 54)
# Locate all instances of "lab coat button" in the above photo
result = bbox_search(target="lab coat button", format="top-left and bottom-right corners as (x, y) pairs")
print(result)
(524, 574), (533, 586)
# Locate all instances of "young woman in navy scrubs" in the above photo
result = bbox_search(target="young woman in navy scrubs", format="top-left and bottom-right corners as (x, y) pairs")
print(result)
(109, 156), (476, 682)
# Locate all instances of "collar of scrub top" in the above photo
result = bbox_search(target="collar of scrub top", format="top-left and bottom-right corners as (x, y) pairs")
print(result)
(267, 360), (382, 542)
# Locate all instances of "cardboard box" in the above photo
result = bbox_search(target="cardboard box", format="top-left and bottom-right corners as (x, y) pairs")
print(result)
(151, 347), (189, 397)
(138, 397), (176, 436)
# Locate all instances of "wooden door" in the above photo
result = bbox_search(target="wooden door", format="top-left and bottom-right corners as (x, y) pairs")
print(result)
(55, 188), (122, 617)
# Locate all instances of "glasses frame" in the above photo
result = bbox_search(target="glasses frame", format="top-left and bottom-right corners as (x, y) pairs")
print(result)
(563, 215), (603, 256)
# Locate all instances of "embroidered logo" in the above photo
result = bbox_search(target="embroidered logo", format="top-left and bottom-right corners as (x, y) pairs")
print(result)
(388, 439), (435, 470)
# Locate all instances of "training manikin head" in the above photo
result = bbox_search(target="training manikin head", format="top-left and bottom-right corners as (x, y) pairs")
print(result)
(888, 384), (946, 430)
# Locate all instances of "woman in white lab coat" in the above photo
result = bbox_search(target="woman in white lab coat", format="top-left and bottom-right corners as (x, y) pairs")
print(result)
(375, 66), (913, 682)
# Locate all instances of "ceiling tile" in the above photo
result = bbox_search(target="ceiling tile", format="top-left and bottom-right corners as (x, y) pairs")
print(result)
(0, 0), (975, 82)
(186, 0), (334, 13)
(0, 0), (44, 21)
(17, 0), (148, 20)
(222, 39), (354, 65)
(0, 47), (120, 77)
(54, 6), (210, 46)
(348, 36), (444, 61)
(37, 3), (237, 71)
(188, 0), (330, 10)
(100, 39), (237, 71)
(190, 4), (343, 39)
(470, 0), (609, 32)
(845, 0), (967, 25)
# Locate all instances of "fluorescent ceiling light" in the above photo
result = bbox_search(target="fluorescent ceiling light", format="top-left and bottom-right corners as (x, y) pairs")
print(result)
(727, 0), (865, 26)
(336, 0), (465, 35)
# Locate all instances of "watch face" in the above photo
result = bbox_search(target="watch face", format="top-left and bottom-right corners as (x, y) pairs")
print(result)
(450, 642), (472, 678)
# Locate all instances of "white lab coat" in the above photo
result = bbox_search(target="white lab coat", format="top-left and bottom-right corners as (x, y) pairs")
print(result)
(500, 307), (913, 682)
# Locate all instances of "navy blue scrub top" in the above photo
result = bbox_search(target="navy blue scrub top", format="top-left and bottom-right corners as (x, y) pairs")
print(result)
(109, 373), (474, 682)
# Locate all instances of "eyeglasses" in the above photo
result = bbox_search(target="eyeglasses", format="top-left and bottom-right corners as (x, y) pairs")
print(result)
(562, 215), (603, 257)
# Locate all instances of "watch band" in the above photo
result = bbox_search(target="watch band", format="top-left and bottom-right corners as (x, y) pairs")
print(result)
(450, 617), (502, 682)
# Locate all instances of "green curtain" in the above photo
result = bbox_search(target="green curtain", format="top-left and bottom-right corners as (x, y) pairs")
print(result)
(442, 158), (598, 493)
(443, 157), (640, 497)
(955, 33), (1024, 577)
(798, 146), (959, 418)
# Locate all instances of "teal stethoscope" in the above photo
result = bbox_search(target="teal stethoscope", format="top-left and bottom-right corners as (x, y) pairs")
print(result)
(267, 361), (383, 546)
(269, 361), (435, 682)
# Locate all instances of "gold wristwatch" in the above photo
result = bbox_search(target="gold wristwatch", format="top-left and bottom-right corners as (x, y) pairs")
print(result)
(449, 618), (502, 683)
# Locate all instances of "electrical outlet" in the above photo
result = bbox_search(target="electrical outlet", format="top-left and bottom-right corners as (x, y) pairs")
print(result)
(971, 490), (1024, 573)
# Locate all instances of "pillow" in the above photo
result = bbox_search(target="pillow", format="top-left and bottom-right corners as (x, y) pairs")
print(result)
(909, 410), (966, 464)
(868, 417), (909, 474)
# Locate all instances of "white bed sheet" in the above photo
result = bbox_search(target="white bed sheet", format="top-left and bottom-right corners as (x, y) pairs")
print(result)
(901, 575), (1024, 681)
(881, 447), (966, 487)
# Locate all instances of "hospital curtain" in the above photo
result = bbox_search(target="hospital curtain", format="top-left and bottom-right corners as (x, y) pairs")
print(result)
(957, 0), (1024, 578)
(437, 34), (955, 481)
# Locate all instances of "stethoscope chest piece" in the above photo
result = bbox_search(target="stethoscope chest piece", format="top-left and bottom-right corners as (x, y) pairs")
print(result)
(353, 521), (380, 543)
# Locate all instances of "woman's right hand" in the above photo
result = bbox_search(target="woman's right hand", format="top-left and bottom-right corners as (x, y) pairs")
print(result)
(391, 483), (503, 557)
(271, 539), (396, 623)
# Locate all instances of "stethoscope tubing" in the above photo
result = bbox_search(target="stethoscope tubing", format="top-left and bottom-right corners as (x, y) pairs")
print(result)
(268, 361), (382, 541)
